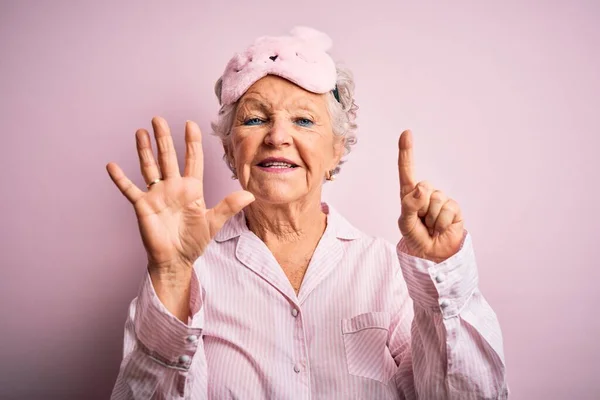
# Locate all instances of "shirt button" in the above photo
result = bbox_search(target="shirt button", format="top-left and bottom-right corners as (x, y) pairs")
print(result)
(293, 364), (301, 373)
(291, 308), (299, 317)
(179, 354), (191, 364)
(440, 299), (450, 309)
(186, 335), (199, 343)
(435, 274), (445, 283)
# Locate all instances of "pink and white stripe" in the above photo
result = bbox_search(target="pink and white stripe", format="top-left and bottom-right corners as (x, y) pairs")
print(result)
(111, 203), (508, 399)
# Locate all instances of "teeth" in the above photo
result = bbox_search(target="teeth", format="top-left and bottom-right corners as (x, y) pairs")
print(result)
(263, 162), (294, 168)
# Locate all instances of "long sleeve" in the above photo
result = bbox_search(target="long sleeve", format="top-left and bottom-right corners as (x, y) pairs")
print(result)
(110, 268), (207, 400)
(392, 230), (508, 400)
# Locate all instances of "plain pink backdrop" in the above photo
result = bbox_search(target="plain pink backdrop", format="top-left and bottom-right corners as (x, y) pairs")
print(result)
(1, 1), (599, 399)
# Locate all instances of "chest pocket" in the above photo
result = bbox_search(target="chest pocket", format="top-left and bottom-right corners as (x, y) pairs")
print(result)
(341, 311), (398, 383)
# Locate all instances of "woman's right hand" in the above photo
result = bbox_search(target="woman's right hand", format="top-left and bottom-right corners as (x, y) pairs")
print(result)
(106, 117), (254, 319)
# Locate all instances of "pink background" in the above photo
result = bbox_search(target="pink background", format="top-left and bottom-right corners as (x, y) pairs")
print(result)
(1, 1), (598, 399)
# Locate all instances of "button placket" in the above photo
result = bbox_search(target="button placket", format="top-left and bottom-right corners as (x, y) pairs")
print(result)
(291, 303), (308, 379)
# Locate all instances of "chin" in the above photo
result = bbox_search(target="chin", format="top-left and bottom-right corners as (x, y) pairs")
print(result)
(256, 192), (302, 205)
(252, 184), (306, 205)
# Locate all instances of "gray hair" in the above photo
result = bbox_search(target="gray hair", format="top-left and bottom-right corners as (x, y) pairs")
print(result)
(210, 64), (358, 176)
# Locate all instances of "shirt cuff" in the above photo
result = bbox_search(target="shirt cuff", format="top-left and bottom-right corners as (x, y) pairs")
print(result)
(397, 230), (478, 319)
(134, 267), (204, 370)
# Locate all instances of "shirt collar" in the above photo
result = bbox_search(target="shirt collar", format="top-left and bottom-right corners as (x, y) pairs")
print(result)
(214, 201), (362, 242)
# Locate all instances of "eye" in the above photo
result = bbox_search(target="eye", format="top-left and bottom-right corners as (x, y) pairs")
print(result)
(295, 118), (314, 127)
(244, 117), (265, 126)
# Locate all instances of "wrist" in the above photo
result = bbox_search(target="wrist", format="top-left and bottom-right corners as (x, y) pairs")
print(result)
(148, 259), (193, 282)
(149, 264), (192, 282)
(148, 262), (194, 322)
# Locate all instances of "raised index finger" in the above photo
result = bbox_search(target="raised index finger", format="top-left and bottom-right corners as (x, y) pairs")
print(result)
(398, 130), (417, 198)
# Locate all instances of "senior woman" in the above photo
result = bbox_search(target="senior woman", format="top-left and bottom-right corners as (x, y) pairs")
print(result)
(107, 27), (507, 399)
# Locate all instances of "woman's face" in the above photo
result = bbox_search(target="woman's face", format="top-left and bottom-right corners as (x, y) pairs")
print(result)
(227, 75), (344, 205)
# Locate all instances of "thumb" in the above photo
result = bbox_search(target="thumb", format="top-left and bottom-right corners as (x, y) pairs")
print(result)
(398, 185), (430, 240)
(208, 190), (255, 235)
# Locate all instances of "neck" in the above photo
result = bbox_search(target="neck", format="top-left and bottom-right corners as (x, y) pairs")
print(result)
(244, 199), (327, 245)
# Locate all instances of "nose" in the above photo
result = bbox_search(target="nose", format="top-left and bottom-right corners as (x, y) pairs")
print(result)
(264, 118), (291, 148)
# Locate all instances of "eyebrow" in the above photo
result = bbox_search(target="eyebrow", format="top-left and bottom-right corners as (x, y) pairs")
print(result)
(237, 98), (271, 113)
(237, 95), (321, 114)
(291, 100), (319, 114)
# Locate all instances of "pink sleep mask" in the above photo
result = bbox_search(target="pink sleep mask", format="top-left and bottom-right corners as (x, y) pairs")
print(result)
(218, 26), (338, 106)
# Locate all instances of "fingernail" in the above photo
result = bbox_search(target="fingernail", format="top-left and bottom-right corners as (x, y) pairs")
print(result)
(413, 186), (421, 199)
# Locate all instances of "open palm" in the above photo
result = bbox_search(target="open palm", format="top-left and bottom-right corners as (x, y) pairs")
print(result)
(106, 117), (254, 270)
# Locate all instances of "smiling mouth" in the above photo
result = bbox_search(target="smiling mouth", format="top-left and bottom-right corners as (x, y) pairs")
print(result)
(257, 161), (298, 169)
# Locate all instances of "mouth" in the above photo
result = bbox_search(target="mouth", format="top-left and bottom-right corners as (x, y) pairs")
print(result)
(257, 157), (299, 168)
(256, 157), (299, 173)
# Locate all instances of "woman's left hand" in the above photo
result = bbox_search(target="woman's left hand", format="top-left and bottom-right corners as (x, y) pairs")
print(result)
(397, 130), (465, 263)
